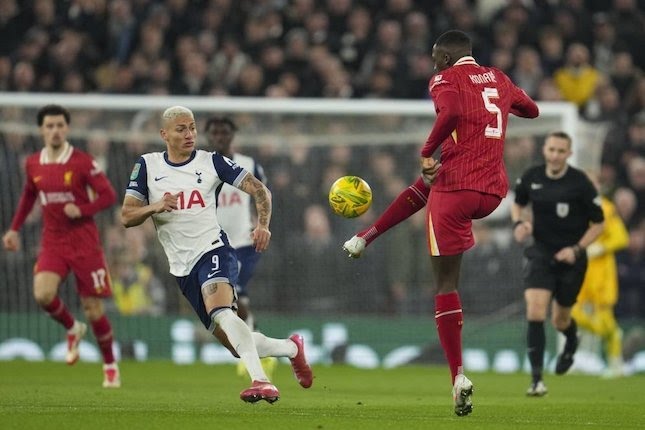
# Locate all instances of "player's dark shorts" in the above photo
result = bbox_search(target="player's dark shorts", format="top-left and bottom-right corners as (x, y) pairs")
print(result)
(233, 245), (261, 297)
(175, 246), (239, 331)
(523, 244), (588, 307)
(35, 246), (112, 297)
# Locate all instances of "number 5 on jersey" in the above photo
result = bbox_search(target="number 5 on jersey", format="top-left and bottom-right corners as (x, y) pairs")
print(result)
(482, 87), (502, 139)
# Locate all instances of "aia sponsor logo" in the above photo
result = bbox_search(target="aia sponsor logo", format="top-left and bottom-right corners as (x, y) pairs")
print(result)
(164, 190), (206, 209)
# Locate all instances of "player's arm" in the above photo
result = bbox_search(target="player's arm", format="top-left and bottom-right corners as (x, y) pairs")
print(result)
(121, 194), (178, 228)
(70, 164), (117, 218)
(555, 177), (606, 263)
(238, 172), (272, 252)
(3, 164), (38, 251)
(509, 83), (539, 118)
(511, 173), (533, 243)
(420, 87), (461, 158)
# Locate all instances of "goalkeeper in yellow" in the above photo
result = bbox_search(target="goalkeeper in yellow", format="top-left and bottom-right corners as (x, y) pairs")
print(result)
(572, 188), (629, 377)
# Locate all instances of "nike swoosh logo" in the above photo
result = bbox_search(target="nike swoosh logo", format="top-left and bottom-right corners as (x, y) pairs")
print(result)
(530, 183), (543, 190)
(154, 176), (168, 181)
(207, 271), (220, 278)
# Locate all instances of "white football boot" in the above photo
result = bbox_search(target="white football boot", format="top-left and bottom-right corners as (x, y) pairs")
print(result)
(343, 235), (366, 258)
(452, 374), (474, 416)
(526, 380), (548, 397)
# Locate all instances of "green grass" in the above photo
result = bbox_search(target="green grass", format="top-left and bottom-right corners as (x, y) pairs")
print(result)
(0, 361), (643, 430)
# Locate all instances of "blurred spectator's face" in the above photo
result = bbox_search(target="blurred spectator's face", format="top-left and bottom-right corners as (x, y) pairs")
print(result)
(627, 158), (645, 189)
(536, 79), (562, 101)
(12, 62), (35, 90)
(566, 44), (590, 67)
(304, 205), (331, 238)
(539, 32), (563, 57)
(627, 228), (644, 254)
(348, 7), (371, 37)
(598, 86), (620, 112)
(516, 48), (540, 72)
(327, 0), (351, 14)
(490, 49), (513, 72)
(612, 52), (634, 75)
(40, 115), (70, 149)
(613, 187), (637, 222)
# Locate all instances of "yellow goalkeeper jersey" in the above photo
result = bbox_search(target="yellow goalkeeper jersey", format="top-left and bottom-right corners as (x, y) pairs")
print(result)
(578, 197), (629, 305)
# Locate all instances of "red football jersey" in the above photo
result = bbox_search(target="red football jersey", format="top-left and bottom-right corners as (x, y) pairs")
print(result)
(421, 56), (539, 198)
(10, 142), (116, 252)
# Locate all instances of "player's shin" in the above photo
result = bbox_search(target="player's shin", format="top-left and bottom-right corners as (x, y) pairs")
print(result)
(527, 321), (545, 382)
(252, 332), (298, 358)
(211, 307), (268, 382)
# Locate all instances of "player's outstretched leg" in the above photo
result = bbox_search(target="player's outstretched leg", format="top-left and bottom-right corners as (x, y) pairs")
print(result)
(240, 380), (280, 404)
(66, 320), (87, 365)
(452, 374), (473, 416)
(289, 334), (313, 388)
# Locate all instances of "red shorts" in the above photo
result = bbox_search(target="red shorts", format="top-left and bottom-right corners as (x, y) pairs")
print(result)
(426, 190), (501, 256)
(35, 247), (112, 297)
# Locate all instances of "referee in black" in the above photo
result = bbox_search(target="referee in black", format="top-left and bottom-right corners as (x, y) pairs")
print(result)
(511, 131), (604, 397)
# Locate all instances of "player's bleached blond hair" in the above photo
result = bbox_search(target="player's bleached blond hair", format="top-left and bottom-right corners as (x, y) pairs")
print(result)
(161, 106), (194, 127)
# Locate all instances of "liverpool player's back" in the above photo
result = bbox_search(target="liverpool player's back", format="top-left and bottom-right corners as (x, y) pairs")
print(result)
(431, 58), (538, 197)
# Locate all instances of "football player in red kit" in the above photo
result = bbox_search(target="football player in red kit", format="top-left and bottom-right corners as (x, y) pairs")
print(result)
(343, 30), (539, 416)
(2, 104), (120, 388)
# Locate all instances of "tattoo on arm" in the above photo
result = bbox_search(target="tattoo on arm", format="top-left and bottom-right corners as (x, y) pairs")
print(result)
(240, 174), (272, 227)
(203, 284), (218, 296)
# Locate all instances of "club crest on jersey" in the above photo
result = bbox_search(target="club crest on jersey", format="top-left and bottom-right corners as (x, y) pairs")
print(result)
(195, 170), (202, 183)
(64, 171), (73, 186)
(556, 203), (569, 218)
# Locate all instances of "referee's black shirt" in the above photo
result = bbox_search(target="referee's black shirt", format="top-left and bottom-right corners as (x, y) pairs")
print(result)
(514, 164), (604, 252)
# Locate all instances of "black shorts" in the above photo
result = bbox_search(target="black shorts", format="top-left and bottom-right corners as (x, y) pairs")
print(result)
(523, 244), (588, 307)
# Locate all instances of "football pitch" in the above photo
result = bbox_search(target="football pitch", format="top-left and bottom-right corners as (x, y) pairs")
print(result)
(1, 361), (643, 430)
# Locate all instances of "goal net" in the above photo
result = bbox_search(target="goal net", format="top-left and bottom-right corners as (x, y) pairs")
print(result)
(1, 94), (605, 370)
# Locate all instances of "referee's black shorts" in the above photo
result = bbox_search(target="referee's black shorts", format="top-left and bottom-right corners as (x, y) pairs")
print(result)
(523, 244), (588, 307)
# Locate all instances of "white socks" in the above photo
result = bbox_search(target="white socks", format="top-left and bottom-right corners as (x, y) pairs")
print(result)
(213, 308), (268, 382)
(252, 332), (297, 358)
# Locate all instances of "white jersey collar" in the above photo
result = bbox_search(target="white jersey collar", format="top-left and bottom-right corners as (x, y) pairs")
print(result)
(40, 141), (73, 164)
(453, 56), (479, 67)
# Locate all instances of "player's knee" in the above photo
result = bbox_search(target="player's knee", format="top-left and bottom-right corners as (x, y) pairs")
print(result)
(33, 288), (55, 307)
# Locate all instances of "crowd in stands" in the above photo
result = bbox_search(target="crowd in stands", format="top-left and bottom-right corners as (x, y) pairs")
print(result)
(1, 0), (644, 318)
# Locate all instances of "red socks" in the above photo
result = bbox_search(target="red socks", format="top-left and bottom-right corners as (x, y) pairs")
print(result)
(435, 292), (463, 383)
(42, 297), (74, 330)
(358, 176), (430, 245)
(91, 316), (115, 364)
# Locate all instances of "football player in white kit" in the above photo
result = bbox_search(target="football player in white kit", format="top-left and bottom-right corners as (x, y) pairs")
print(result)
(204, 116), (279, 377)
(121, 106), (312, 403)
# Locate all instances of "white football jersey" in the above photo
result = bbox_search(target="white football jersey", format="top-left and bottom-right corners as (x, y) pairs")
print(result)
(126, 149), (248, 276)
(216, 153), (267, 249)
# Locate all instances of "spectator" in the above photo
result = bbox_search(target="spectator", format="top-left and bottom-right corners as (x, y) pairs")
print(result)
(554, 42), (603, 110)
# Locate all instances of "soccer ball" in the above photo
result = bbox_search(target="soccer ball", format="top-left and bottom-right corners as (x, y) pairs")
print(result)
(328, 176), (373, 218)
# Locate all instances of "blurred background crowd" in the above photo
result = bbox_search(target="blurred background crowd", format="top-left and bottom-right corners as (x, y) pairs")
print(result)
(0, 0), (644, 322)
